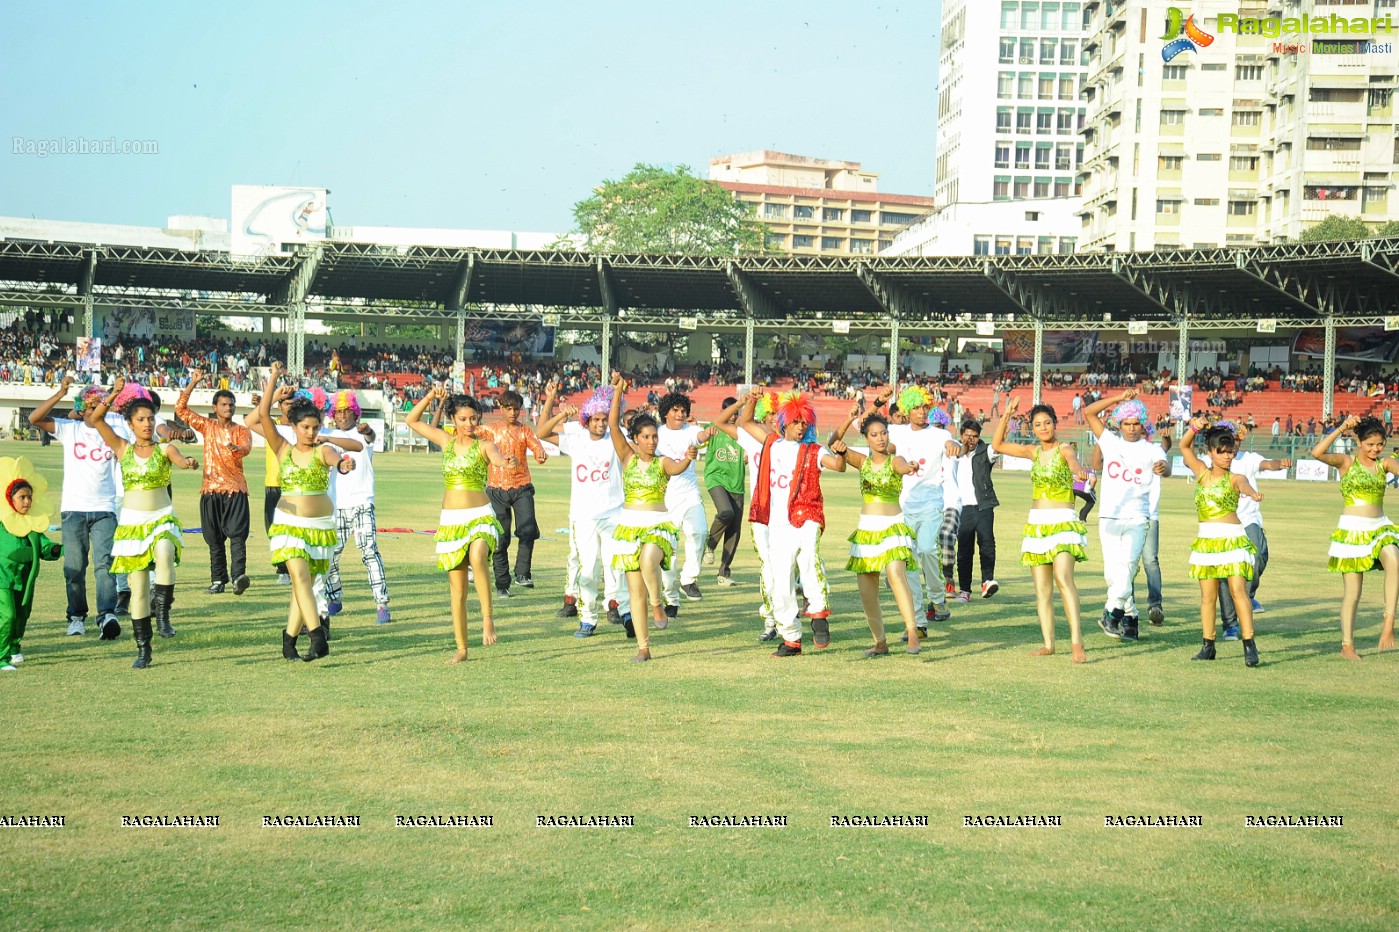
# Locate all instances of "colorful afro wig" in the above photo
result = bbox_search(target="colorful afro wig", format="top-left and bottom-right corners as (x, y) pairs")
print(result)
(326, 390), (361, 420)
(294, 386), (329, 411)
(1110, 399), (1154, 437)
(71, 384), (106, 415)
(580, 385), (616, 426)
(897, 385), (933, 414)
(754, 391), (779, 422)
(775, 391), (817, 444)
(111, 382), (152, 415)
(929, 407), (952, 427)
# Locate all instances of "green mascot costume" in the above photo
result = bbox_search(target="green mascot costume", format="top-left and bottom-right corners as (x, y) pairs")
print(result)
(0, 457), (62, 671)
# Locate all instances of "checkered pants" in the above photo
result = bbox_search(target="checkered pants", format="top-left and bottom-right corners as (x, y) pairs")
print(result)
(325, 503), (390, 606)
(940, 506), (961, 568)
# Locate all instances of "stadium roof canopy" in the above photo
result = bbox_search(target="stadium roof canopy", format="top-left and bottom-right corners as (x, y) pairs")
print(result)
(3, 237), (1399, 332)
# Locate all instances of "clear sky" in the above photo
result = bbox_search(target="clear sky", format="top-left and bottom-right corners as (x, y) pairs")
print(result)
(0, 0), (939, 236)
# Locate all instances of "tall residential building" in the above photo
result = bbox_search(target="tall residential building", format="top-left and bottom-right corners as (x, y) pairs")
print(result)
(1077, 0), (1399, 251)
(708, 150), (934, 255)
(887, 0), (1089, 256)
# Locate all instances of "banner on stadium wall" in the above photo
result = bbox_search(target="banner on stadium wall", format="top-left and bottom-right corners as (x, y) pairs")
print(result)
(1293, 327), (1399, 363)
(231, 185), (328, 257)
(76, 337), (101, 372)
(97, 305), (196, 341)
(1003, 330), (1097, 366)
(1168, 385), (1193, 421)
(463, 319), (556, 357)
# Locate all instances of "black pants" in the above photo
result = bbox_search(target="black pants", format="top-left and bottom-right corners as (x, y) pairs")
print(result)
(265, 487), (287, 576)
(488, 485), (539, 590)
(705, 486), (744, 576)
(957, 505), (997, 592)
(201, 491), (250, 584)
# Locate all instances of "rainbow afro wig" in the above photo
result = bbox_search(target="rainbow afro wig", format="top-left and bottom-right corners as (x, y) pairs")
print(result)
(327, 390), (361, 420)
(775, 391), (817, 444)
(294, 387), (329, 411)
(754, 391), (780, 422)
(71, 385), (106, 415)
(1111, 399), (1153, 437)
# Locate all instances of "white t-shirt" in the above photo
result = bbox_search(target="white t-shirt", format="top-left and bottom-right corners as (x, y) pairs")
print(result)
(1095, 431), (1167, 524)
(941, 457), (961, 511)
(322, 427), (375, 510)
(657, 424), (705, 511)
(955, 446), (999, 508)
(559, 424), (623, 520)
(765, 438), (828, 530)
(1230, 451), (1265, 528)
(888, 424), (956, 511)
(52, 418), (120, 512)
(736, 428), (767, 496)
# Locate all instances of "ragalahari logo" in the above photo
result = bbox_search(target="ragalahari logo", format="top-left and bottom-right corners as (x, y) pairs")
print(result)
(1161, 7), (1215, 61)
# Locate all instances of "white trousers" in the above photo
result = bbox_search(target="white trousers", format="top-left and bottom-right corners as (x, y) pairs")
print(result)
(766, 520), (829, 644)
(1098, 517), (1148, 616)
(902, 499), (946, 610)
(572, 512), (629, 625)
(752, 522), (775, 630)
(662, 499), (708, 601)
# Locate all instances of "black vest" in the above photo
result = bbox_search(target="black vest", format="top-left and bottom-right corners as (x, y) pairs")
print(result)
(963, 441), (999, 509)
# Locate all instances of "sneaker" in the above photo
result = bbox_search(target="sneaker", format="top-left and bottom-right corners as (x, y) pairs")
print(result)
(1099, 611), (1122, 639)
(622, 614), (635, 638)
(205, 581), (226, 594)
(812, 617), (831, 649)
(66, 617), (86, 636)
(929, 606), (951, 623)
(703, 547), (716, 566)
(99, 615), (121, 641)
(233, 574), (251, 596)
(495, 588), (513, 599)
(573, 623), (596, 638)
(665, 604), (678, 619)
(956, 590), (972, 603)
(607, 601), (623, 625)
(0, 664), (15, 672)
(1120, 616), (1140, 642)
(1148, 605), (1165, 626)
(1221, 624), (1241, 641)
(945, 581), (956, 596)
(327, 600), (344, 617)
(772, 640), (802, 657)
(8, 653), (22, 664)
(277, 574), (292, 587)
(515, 574), (534, 589)
(981, 580), (999, 599)
(681, 583), (703, 601)
(758, 627), (779, 642)
(716, 574), (735, 588)
(556, 597), (579, 618)
(1250, 598), (1265, 615)
(900, 626), (929, 643)
(376, 604), (392, 625)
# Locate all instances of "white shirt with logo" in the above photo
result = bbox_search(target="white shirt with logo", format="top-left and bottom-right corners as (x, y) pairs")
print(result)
(52, 418), (120, 512)
(888, 424), (955, 512)
(736, 428), (767, 496)
(1230, 451), (1266, 528)
(1095, 431), (1167, 524)
(322, 427), (375, 510)
(559, 423), (623, 520)
(657, 424), (704, 511)
(765, 438), (828, 530)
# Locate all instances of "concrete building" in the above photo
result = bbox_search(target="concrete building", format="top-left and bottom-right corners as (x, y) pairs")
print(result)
(708, 150), (934, 255)
(1077, 0), (1399, 251)
(887, 0), (1089, 256)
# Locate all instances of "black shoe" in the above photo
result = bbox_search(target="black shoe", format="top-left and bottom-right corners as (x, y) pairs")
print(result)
(99, 614), (122, 641)
(898, 626), (929, 643)
(514, 574), (534, 589)
(205, 581), (226, 594)
(304, 625), (329, 661)
(1192, 638), (1216, 661)
(152, 584), (175, 638)
(131, 617), (152, 669)
(1148, 605), (1165, 626)
(1120, 615), (1139, 642)
(1243, 637), (1259, 667)
(555, 597), (578, 618)
(233, 574), (251, 596)
(495, 588), (512, 599)
(681, 582), (703, 601)
(811, 617), (831, 649)
(623, 614), (636, 639)
(282, 632), (303, 661)
(758, 627), (779, 642)
(665, 604), (678, 619)
(1100, 609), (1122, 639)
(772, 640), (802, 657)
(607, 601), (623, 625)
(114, 590), (131, 616)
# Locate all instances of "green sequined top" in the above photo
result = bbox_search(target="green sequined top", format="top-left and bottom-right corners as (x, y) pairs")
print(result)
(860, 454), (902, 505)
(1030, 447), (1074, 503)
(119, 444), (173, 492)
(443, 440), (487, 492)
(1340, 459), (1386, 507)
(623, 455), (668, 506)
(279, 447), (330, 495)
(1195, 472), (1240, 521)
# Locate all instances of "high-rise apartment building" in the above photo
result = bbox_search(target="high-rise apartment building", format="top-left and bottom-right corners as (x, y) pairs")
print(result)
(709, 150), (934, 255)
(1077, 0), (1399, 250)
(887, 0), (1089, 256)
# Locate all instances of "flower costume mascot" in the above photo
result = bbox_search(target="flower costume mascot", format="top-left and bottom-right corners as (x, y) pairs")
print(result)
(85, 379), (200, 669)
(0, 458), (62, 671)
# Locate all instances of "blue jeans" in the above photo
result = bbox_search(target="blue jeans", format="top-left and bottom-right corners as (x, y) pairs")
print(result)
(62, 510), (118, 619)
(1219, 524), (1269, 627)
(1142, 518), (1163, 609)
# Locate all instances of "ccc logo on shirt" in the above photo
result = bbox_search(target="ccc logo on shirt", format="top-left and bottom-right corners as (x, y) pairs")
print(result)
(1106, 460), (1145, 485)
(575, 464), (612, 484)
(72, 442), (115, 463)
(713, 446), (742, 464)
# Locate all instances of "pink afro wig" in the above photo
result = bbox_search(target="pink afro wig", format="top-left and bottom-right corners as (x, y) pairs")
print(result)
(294, 387), (329, 411)
(580, 385), (616, 426)
(327, 390), (361, 419)
(111, 382), (152, 414)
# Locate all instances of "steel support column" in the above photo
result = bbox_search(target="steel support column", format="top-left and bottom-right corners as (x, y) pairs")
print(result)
(1323, 312), (1337, 421)
(744, 317), (755, 387)
(78, 249), (97, 339)
(597, 257), (619, 382)
(446, 255), (475, 390)
(889, 316), (900, 387)
(276, 245), (323, 375)
(602, 317), (613, 382)
(1177, 312), (1189, 390)
(1032, 315), (1044, 405)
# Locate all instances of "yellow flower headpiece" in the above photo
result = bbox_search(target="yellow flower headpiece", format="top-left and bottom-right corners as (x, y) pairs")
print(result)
(0, 457), (57, 537)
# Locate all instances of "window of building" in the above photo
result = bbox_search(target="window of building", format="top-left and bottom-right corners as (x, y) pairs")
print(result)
(973, 235), (991, 256)
(878, 239), (893, 251)
(1035, 145), (1052, 169)
(851, 209), (873, 223)
(1197, 152), (1221, 161)
(1034, 179), (1051, 197)
(1040, 39), (1056, 64)
(793, 204), (814, 219)
(1020, 38), (1035, 62)
(1160, 110), (1186, 125)
(1233, 110), (1262, 126)
(1019, 73), (1035, 97)
(1055, 178), (1072, 197)
(1365, 186), (1389, 209)
(1014, 178), (1031, 198)
(1036, 109), (1054, 134)
(1055, 144), (1073, 170)
(1201, 63), (1226, 71)
(1057, 109), (1075, 133)
(1304, 186), (1358, 201)
(994, 178), (1010, 200)
(765, 233), (786, 248)
(1020, 2), (1038, 30)
(1229, 155), (1259, 172)
(1228, 200), (1256, 216)
(1236, 64), (1264, 81)
(1310, 87), (1364, 103)
(820, 236), (844, 250)
(792, 234), (814, 248)
(763, 203), (788, 219)
(1041, 3), (1059, 30)
(1059, 75), (1076, 99)
(1025, 210), (1041, 221)
(1015, 143), (1032, 168)
(880, 211), (921, 226)
(1037, 236), (1055, 254)
(1307, 136), (1362, 151)
(1016, 236), (1035, 255)
(822, 207), (845, 221)
(850, 238), (874, 254)
(1058, 236), (1077, 254)
(1017, 108), (1034, 133)
(995, 236), (1012, 255)
(1159, 155), (1184, 171)
(1061, 2), (1079, 30)
(995, 143), (1012, 168)
(1060, 40), (1077, 64)
(1000, 2), (1017, 30)
(997, 108), (1013, 132)
(1039, 74), (1056, 98)
(998, 72), (1014, 98)
(1156, 199), (1183, 214)
(1198, 108), (1223, 116)
(1193, 198), (1219, 206)
(999, 37), (1016, 64)
(1162, 65), (1187, 81)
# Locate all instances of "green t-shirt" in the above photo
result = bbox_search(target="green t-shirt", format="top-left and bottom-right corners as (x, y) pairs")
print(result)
(703, 426), (745, 495)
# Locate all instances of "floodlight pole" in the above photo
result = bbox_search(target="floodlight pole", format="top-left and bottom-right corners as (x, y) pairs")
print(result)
(79, 249), (96, 340)
(1032, 314), (1044, 406)
(597, 257), (618, 382)
(744, 317), (755, 387)
(446, 255), (474, 392)
(455, 310), (466, 391)
(1322, 310), (1337, 421)
(601, 317), (612, 383)
(1176, 312), (1190, 393)
(888, 316), (900, 387)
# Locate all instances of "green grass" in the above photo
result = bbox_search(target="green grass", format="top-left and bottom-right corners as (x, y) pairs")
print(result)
(3, 439), (1398, 930)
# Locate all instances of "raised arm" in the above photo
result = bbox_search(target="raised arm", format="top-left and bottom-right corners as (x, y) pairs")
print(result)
(406, 385), (455, 448)
(607, 373), (636, 464)
(710, 393), (746, 440)
(1180, 416), (1209, 478)
(175, 370), (211, 434)
(989, 396), (1036, 459)
(29, 374), (76, 433)
(1060, 443), (1088, 482)
(737, 387), (768, 443)
(1084, 388), (1134, 439)
(827, 400), (860, 449)
(82, 377), (129, 459)
(1311, 416), (1355, 469)
(828, 436), (864, 470)
(1232, 473), (1263, 503)
(537, 404), (574, 445)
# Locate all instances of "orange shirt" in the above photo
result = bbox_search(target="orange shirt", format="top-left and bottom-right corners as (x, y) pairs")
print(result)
(482, 422), (545, 491)
(175, 397), (252, 495)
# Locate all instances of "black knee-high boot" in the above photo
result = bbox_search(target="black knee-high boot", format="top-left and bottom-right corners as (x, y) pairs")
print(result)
(131, 618), (153, 669)
(152, 584), (175, 638)
(304, 625), (329, 661)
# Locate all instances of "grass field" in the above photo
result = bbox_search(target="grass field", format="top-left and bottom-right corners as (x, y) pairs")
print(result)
(3, 438), (1398, 931)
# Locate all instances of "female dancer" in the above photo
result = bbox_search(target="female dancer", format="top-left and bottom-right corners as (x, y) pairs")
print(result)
(1313, 415), (1399, 659)
(991, 397), (1089, 662)
(1181, 417), (1262, 665)
(607, 373), (694, 663)
(828, 406), (921, 656)
(85, 379), (200, 669)
(406, 385), (512, 664)
(249, 363), (362, 662)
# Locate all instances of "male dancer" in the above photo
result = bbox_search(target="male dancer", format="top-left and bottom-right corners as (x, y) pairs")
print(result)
(1216, 421), (1290, 640)
(321, 390), (392, 624)
(739, 390), (844, 656)
(953, 419), (1000, 601)
(1084, 389), (1169, 642)
(483, 390), (546, 598)
(702, 396), (745, 587)
(656, 391), (712, 614)
(176, 370), (253, 595)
